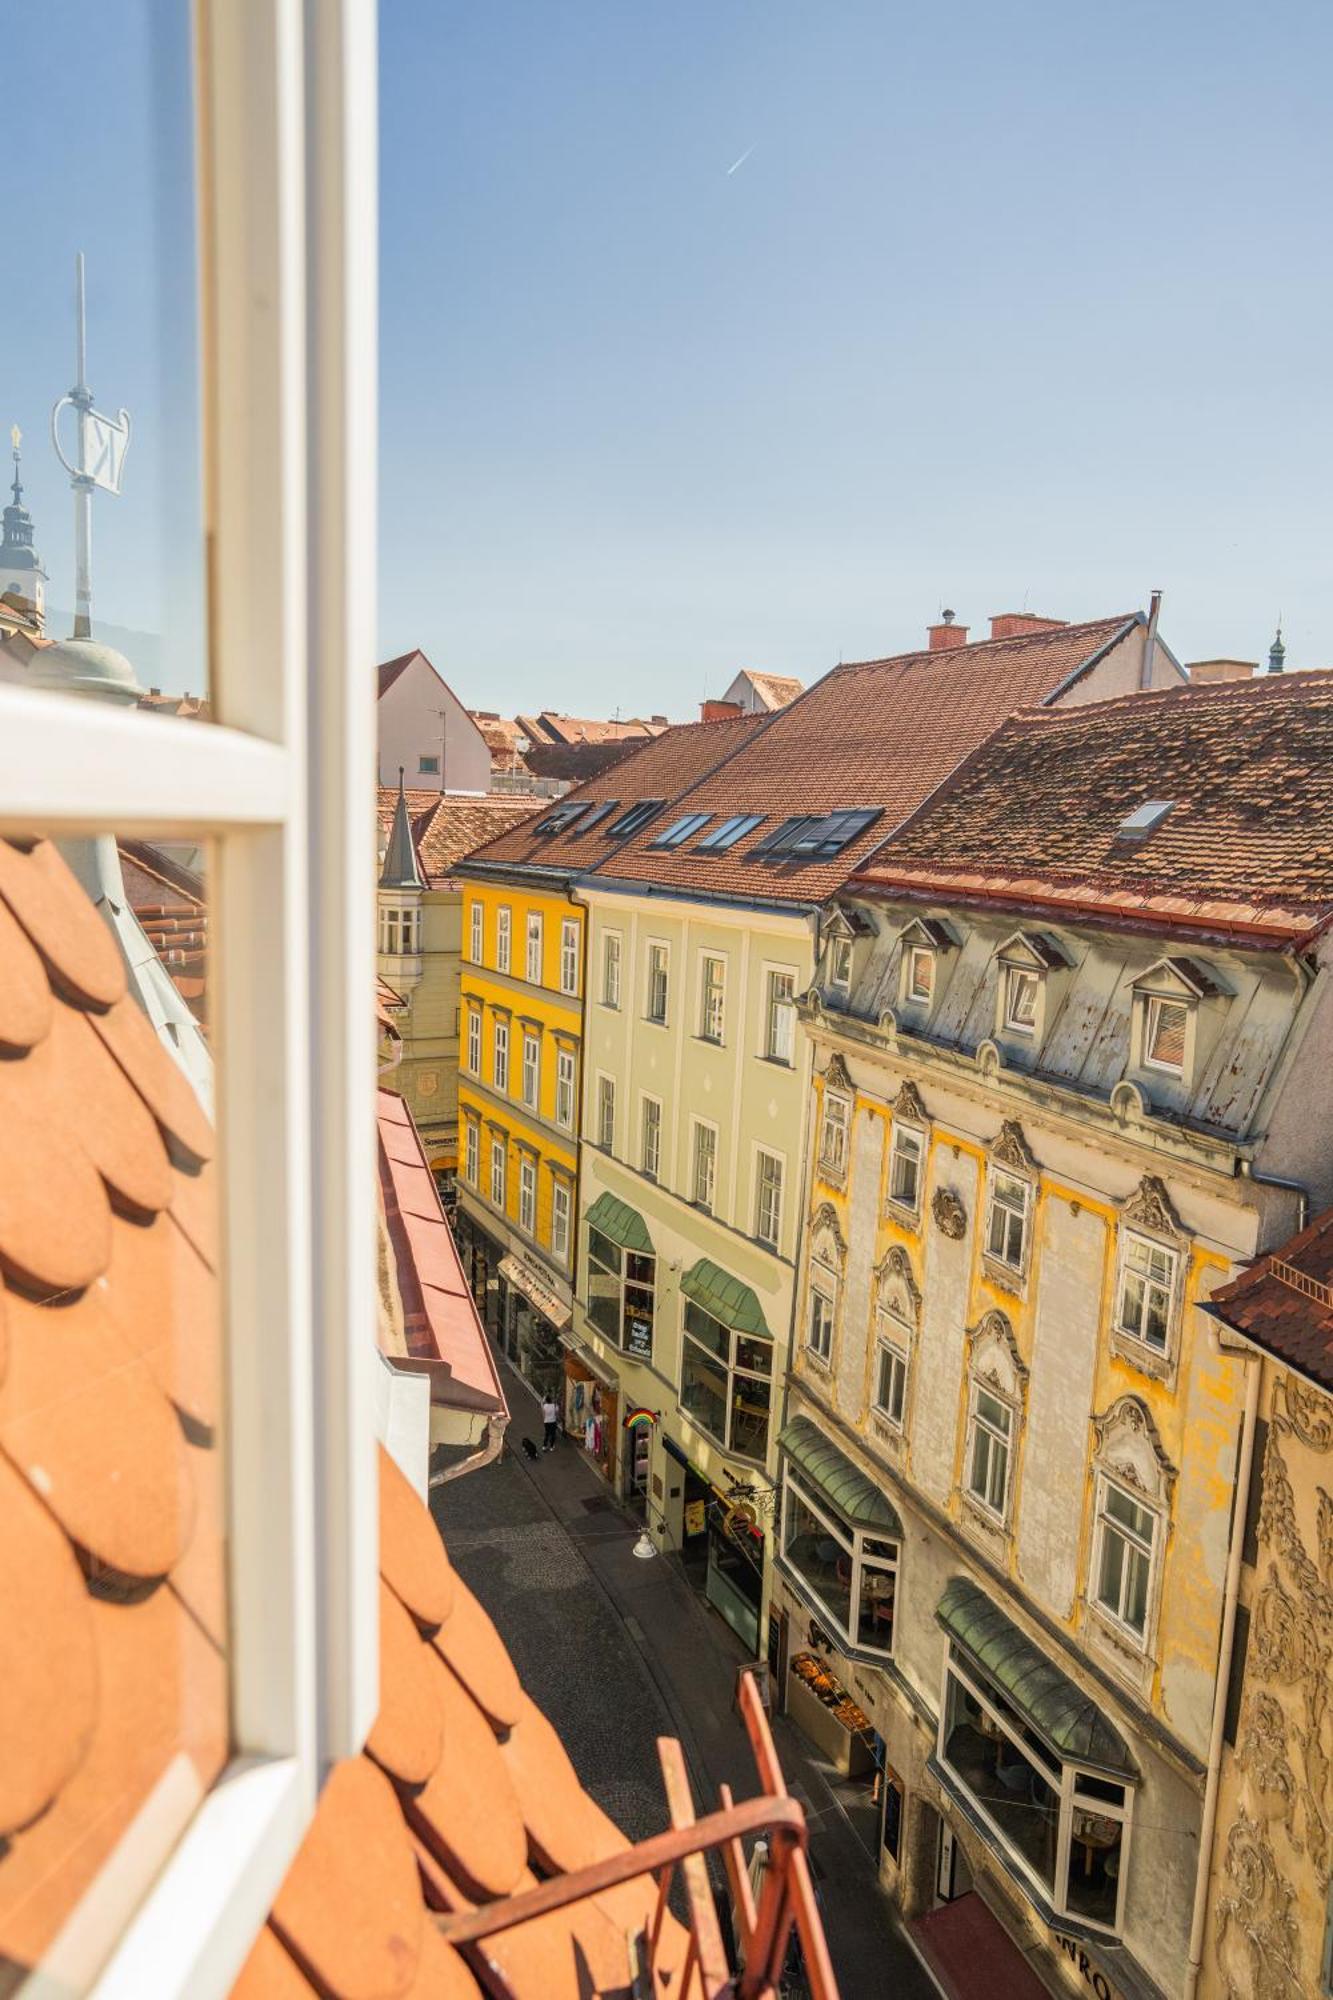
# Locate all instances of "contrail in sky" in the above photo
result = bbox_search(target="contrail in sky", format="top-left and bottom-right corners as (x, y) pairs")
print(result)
(726, 145), (756, 176)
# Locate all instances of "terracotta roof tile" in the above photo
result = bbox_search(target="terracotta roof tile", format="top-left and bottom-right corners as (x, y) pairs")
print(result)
(375, 789), (542, 886)
(88, 989), (215, 1167)
(409, 1650), (528, 1899)
(858, 670), (1333, 941)
(0, 897), (53, 1050)
(367, 1578), (445, 1787)
(1205, 1207), (1333, 1392)
(45, 999), (175, 1215)
(0, 839), (127, 1009)
(232, 1924), (321, 1999)
(103, 1210), (220, 1430)
(378, 1442), (456, 1630)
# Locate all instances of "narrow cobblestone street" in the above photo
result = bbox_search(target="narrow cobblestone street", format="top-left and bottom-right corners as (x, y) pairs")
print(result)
(433, 1358), (939, 1999)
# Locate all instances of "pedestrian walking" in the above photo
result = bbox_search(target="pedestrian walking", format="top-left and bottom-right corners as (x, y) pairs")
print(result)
(541, 1394), (560, 1452)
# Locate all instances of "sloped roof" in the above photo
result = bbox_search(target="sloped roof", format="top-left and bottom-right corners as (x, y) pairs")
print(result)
(460, 714), (768, 876)
(516, 712), (669, 748)
(375, 789), (540, 887)
(377, 1090), (506, 1414)
(596, 615), (1142, 906)
(0, 838), (225, 1977)
(377, 650), (422, 697)
(1204, 1208), (1333, 1394)
(733, 671), (803, 711)
(119, 839), (208, 1019)
(855, 670), (1333, 947)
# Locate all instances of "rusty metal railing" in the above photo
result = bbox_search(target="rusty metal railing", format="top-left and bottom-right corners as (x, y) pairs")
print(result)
(424, 1669), (839, 1998)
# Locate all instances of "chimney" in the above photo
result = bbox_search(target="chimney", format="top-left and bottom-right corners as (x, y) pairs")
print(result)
(988, 613), (1068, 642)
(927, 609), (969, 652)
(1186, 658), (1258, 685)
(650, 713), (668, 725)
(701, 698), (743, 722)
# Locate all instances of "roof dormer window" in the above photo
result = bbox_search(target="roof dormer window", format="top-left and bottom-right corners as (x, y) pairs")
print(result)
(1129, 956), (1223, 1090)
(994, 929), (1069, 1047)
(1143, 996), (1189, 1074)
(829, 935), (853, 998)
(907, 946), (935, 1003)
(1003, 966), (1040, 1034)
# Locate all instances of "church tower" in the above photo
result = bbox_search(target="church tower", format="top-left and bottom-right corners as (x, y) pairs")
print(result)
(0, 428), (48, 628)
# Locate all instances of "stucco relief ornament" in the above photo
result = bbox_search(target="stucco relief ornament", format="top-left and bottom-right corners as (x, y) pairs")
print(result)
(1279, 1375), (1333, 1455)
(1238, 1692), (1303, 1850)
(892, 1079), (928, 1126)
(822, 1051), (853, 1095)
(932, 1187), (966, 1239)
(1121, 1173), (1184, 1240)
(990, 1118), (1036, 1174)
(875, 1244), (921, 1326)
(967, 1309), (1027, 1392)
(1092, 1394), (1176, 1500)
(808, 1200), (848, 1262)
(1213, 1809), (1305, 2000)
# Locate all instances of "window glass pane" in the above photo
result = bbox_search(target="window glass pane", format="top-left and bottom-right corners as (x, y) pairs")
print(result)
(783, 1484), (852, 1637)
(1146, 997), (1188, 1069)
(942, 1672), (1058, 1895)
(856, 1556), (896, 1653)
(680, 1338), (728, 1445)
(730, 1372), (770, 1461)
(586, 1231), (623, 1343)
(683, 1302), (727, 1360)
(1065, 1810), (1124, 1928)
(10, 10), (210, 713)
(0, 830), (225, 1970)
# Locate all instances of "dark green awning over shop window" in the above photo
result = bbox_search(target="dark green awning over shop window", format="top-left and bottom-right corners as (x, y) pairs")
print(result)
(680, 1259), (770, 1337)
(938, 1576), (1135, 1775)
(585, 1191), (653, 1254)
(778, 1417), (901, 1534)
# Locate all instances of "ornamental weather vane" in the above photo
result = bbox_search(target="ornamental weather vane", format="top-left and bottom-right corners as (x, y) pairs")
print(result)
(50, 252), (131, 639)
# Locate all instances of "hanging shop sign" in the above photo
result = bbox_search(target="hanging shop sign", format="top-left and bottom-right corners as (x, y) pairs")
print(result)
(623, 1406), (659, 1432)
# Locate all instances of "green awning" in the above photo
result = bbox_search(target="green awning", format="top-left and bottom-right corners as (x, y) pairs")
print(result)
(584, 1190), (653, 1254)
(680, 1259), (770, 1338)
(778, 1417), (901, 1534)
(938, 1577), (1134, 1775)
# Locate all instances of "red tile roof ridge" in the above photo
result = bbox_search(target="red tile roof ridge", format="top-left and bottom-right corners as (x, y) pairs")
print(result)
(1205, 1208), (1333, 1392)
(986, 663), (1333, 727)
(833, 610), (1140, 677)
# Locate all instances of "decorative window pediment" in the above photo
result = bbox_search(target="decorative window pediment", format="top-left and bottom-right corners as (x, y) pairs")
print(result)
(900, 915), (957, 953)
(821, 902), (873, 942)
(892, 1079), (928, 1127)
(823, 1051), (853, 1095)
(875, 1245), (921, 1329)
(1093, 1395), (1176, 1504)
(1120, 1174), (1185, 1243)
(990, 1119), (1037, 1176)
(809, 1200), (847, 1268)
(1131, 955), (1225, 1002)
(967, 1309), (1028, 1397)
(997, 928), (1070, 972)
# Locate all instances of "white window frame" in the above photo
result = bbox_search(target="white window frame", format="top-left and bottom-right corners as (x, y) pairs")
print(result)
(555, 1046), (576, 1130)
(525, 911), (543, 985)
(641, 1093), (662, 1180)
(645, 940), (669, 1024)
(965, 1378), (1016, 1522)
(518, 1154), (536, 1235)
(780, 1470), (898, 1659)
(754, 1146), (784, 1250)
(700, 953), (726, 1043)
(904, 944), (935, 1004)
(492, 1016), (509, 1093)
(691, 1118), (718, 1211)
(872, 1316), (909, 1431)
(496, 904), (512, 973)
(602, 930), (622, 1008)
(36, 10), (382, 1991)
(469, 899), (484, 964)
(828, 934), (853, 997)
(1143, 993), (1191, 1077)
(490, 1135), (507, 1209)
(551, 1179), (571, 1264)
(818, 1090), (850, 1180)
(808, 1260), (837, 1364)
(1091, 1474), (1158, 1647)
(465, 1006), (481, 1076)
(520, 1029), (539, 1110)
(886, 1120), (924, 1216)
(679, 1302), (774, 1464)
(559, 917), (579, 995)
(464, 1120), (480, 1187)
(984, 1167), (1031, 1274)
(1002, 964), (1041, 1035)
(763, 966), (797, 1064)
(596, 1073), (616, 1151)
(1114, 1230), (1179, 1358)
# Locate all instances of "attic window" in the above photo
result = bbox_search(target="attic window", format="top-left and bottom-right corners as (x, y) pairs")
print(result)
(1144, 997), (1189, 1074)
(906, 946), (935, 1003)
(753, 809), (882, 861)
(607, 798), (666, 839)
(651, 812), (712, 849)
(1117, 800), (1175, 841)
(696, 812), (764, 851)
(575, 800), (618, 833)
(534, 800), (586, 835)
(1003, 968), (1041, 1035)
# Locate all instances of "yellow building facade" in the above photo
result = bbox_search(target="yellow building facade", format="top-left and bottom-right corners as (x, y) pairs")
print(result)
(454, 871), (586, 1395)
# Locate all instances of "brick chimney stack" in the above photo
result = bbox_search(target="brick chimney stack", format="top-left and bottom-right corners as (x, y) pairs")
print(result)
(701, 698), (743, 722)
(988, 613), (1068, 641)
(927, 609), (969, 652)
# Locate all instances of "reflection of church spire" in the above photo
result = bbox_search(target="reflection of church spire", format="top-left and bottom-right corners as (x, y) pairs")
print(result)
(0, 425), (48, 629)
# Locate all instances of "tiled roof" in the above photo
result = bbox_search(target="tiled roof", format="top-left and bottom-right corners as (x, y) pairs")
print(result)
(0, 837), (225, 1978)
(377, 1090), (507, 1414)
(377, 650), (420, 697)
(1204, 1209), (1333, 1394)
(738, 672), (803, 710)
(119, 839), (209, 1019)
(460, 714), (768, 875)
(596, 615), (1141, 906)
(516, 712), (670, 748)
(855, 670), (1333, 945)
(375, 790), (541, 887)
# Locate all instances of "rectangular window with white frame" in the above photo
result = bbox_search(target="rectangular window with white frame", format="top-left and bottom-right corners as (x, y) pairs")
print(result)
(1115, 1232), (1178, 1356)
(596, 1074), (616, 1151)
(905, 944), (935, 1004)
(887, 1122), (924, 1214)
(646, 941), (669, 1024)
(469, 900), (483, 964)
(985, 1169), (1030, 1272)
(551, 1180), (571, 1264)
(873, 1321), (909, 1430)
(1002, 965), (1040, 1035)
(490, 1136), (507, 1209)
(1143, 994), (1190, 1075)
(602, 931), (622, 1008)
(808, 1262), (837, 1363)
(754, 1148), (784, 1250)
(818, 1090), (850, 1179)
(465, 1007), (481, 1076)
(464, 1121), (479, 1187)
(827, 934), (853, 999)
(1093, 1477), (1157, 1643)
(641, 1095), (662, 1180)
(518, 1154), (536, 1235)
(521, 1029), (539, 1109)
(496, 906), (512, 973)
(525, 911), (543, 985)
(492, 1017), (509, 1093)
(966, 1382), (1014, 1519)
(555, 1047), (576, 1130)
(763, 967), (797, 1063)
(699, 955), (726, 1043)
(560, 918), (579, 995)
(781, 1469), (897, 1657)
(691, 1120), (717, 1211)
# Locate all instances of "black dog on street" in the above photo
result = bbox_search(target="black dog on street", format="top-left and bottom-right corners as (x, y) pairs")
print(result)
(519, 1436), (539, 1462)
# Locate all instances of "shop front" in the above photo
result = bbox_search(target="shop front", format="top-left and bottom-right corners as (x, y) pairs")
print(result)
(560, 1334), (619, 1485)
(666, 1435), (768, 1656)
(497, 1251), (569, 1402)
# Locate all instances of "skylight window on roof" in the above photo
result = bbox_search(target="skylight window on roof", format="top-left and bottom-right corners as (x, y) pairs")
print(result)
(651, 812), (712, 849)
(574, 800), (618, 834)
(608, 798), (666, 838)
(752, 815), (820, 856)
(791, 809), (883, 858)
(1116, 800), (1176, 840)
(534, 801), (586, 835)
(696, 812), (764, 851)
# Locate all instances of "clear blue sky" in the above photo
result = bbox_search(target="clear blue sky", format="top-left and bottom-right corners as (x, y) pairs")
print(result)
(380, 0), (1333, 715)
(15, 5), (1332, 709)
